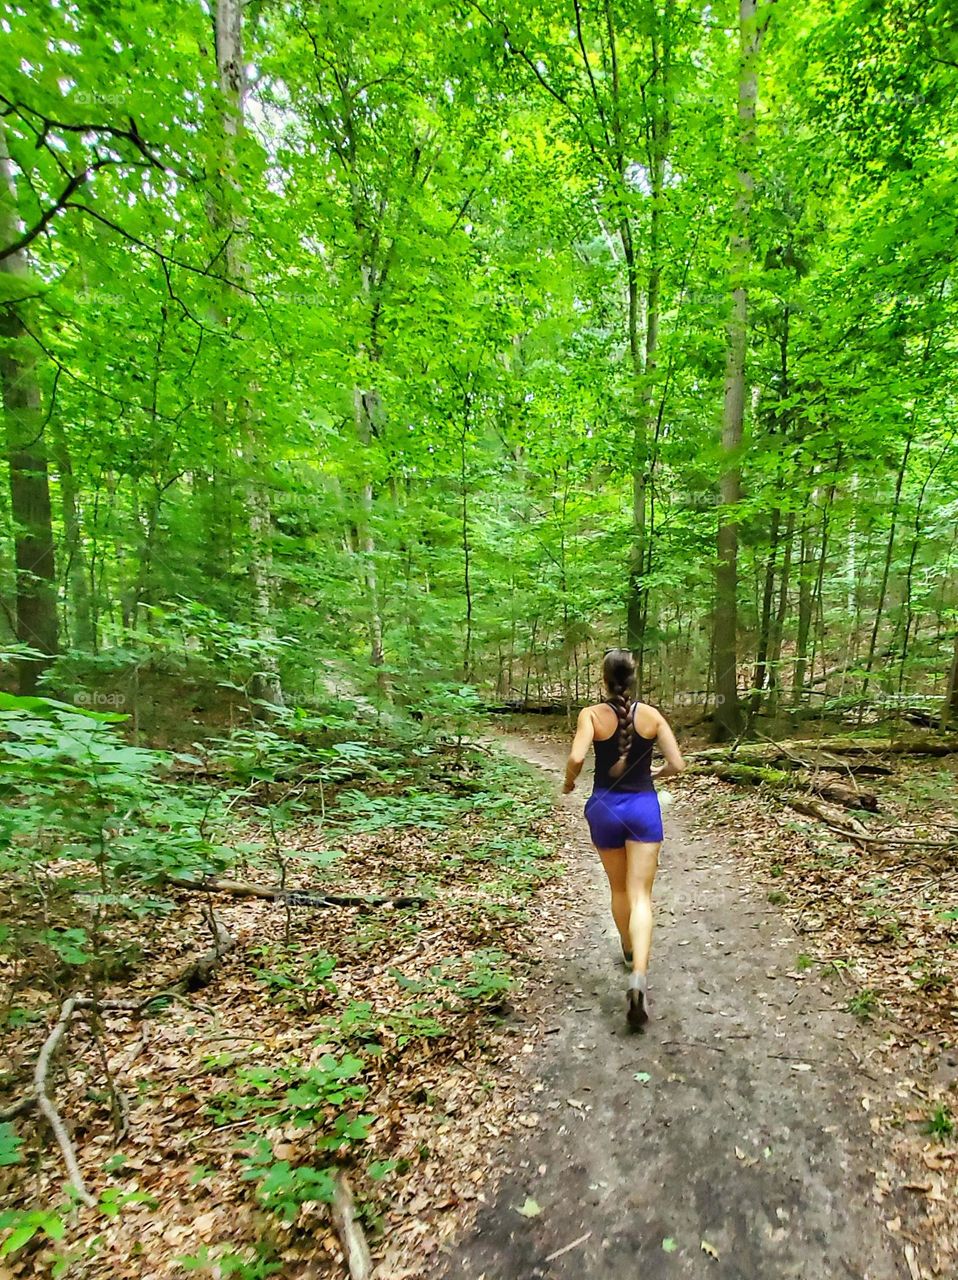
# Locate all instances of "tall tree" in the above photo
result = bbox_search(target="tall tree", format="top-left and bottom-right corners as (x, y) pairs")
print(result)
(0, 123), (58, 691)
(712, 0), (772, 741)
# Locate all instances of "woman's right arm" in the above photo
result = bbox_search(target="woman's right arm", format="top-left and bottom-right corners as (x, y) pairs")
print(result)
(651, 712), (686, 780)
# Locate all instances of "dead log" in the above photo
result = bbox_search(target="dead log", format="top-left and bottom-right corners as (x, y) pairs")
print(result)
(484, 701), (569, 715)
(783, 797), (869, 832)
(690, 733), (958, 758)
(689, 743), (892, 776)
(688, 763), (878, 811)
(166, 875), (427, 910)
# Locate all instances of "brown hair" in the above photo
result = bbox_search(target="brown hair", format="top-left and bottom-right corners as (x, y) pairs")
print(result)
(602, 648), (636, 779)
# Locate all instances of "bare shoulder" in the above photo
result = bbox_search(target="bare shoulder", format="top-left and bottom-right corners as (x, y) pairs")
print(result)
(634, 700), (666, 735)
(581, 701), (608, 717)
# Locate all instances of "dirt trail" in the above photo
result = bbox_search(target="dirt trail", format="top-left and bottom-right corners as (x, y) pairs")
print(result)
(440, 732), (907, 1280)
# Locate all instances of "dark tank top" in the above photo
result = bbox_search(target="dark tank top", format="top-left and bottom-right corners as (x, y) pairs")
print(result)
(593, 701), (656, 793)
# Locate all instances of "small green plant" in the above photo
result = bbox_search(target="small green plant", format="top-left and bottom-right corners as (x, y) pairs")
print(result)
(240, 1141), (339, 1221)
(332, 787), (469, 832)
(178, 1243), (283, 1277)
(0, 1123), (23, 1167)
(795, 953), (814, 972)
(206, 1053), (367, 1127)
(863, 904), (902, 942)
(767, 890), (788, 906)
(770, 863), (785, 878)
(435, 950), (514, 1005)
(323, 999), (446, 1048)
(847, 988), (880, 1021)
(0, 1207), (67, 1257)
(250, 945), (337, 1010)
(909, 959), (950, 993)
(924, 1105), (954, 1141)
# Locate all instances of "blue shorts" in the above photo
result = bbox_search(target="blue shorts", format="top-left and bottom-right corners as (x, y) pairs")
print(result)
(584, 788), (663, 848)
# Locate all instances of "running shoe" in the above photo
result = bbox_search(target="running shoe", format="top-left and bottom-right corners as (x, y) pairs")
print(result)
(626, 971), (649, 1030)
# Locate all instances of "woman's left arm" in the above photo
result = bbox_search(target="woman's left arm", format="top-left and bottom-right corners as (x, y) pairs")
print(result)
(563, 708), (594, 793)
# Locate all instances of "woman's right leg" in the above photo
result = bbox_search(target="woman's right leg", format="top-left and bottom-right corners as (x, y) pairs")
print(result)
(624, 840), (660, 974)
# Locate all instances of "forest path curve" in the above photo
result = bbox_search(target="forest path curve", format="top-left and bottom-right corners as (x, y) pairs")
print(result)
(439, 730), (907, 1280)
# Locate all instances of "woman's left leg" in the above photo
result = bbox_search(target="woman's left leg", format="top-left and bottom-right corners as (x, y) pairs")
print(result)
(597, 846), (630, 954)
(624, 840), (661, 974)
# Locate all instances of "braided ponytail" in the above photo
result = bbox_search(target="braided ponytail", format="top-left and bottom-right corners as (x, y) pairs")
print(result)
(602, 648), (637, 779)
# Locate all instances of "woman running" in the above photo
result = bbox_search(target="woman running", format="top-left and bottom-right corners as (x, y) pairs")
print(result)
(562, 648), (686, 1030)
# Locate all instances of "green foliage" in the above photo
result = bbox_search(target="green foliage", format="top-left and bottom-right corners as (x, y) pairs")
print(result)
(178, 1244), (283, 1278)
(240, 1144), (338, 1221)
(206, 1053), (368, 1128)
(251, 945), (338, 1010)
(847, 988), (880, 1021)
(0, 1207), (67, 1257)
(0, 692), (231, 985)
(0, 1124), (23, 1168)
(322, 999), (447, 1049)
(924, 1105), (955, 1142)
(331, 787), (469, 832)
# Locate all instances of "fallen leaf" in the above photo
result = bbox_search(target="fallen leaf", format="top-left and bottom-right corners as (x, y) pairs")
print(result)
(701, 1240), (719, 1260)
(516, 1197), (541, 1218)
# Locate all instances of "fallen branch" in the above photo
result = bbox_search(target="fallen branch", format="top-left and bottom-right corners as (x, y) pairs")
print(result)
(331, 1170), (372, 1280)
(0, 1092), (37, 1121)
(179, 909), (237, 992)
(166, 875), (428, 910)
(545, 1231), (592, 1262)
(0, 941), (226, 1132)
(34, 997), (96, 1207)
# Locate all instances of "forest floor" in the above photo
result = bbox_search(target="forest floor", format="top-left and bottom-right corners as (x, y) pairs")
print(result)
(4, 716), (956, 1279)
(436, 726), (957, 1280)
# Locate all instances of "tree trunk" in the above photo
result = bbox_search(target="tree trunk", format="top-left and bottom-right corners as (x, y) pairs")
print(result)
(51, 423), (93, 649)
(713, 0), (768, 740)
(624, 0), (673, 693)
(766, 507), (795, 718)
(861, 432), (911, 706)
(793, 506), (813, 705)
(0, 122), (58, 692)
(943, 629), (958, 728)
(212, 0), (283, 710)
(749, 500), (781, 723)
